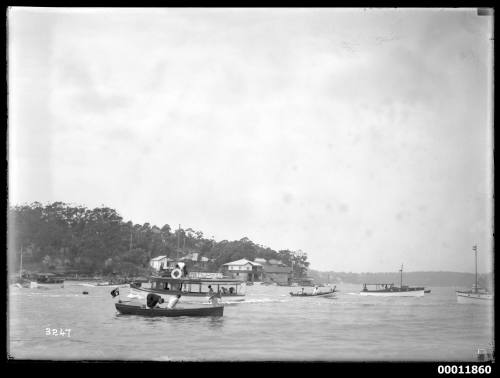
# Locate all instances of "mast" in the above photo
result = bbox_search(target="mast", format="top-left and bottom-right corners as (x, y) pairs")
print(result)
(473, 245), (478, 293)
(399, 264), (403, 288)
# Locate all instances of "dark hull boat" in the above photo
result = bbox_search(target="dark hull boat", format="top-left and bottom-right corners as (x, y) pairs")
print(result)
(115, 302), (224, 317)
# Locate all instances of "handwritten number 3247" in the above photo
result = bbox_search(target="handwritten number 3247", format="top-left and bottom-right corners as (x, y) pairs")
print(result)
(45, 328), (71, 337)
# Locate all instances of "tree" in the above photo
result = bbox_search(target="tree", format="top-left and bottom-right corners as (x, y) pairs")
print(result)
(8, 202), (310, 277)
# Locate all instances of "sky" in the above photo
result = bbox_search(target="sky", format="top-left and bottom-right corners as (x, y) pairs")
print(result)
(8, 8), (494, 273)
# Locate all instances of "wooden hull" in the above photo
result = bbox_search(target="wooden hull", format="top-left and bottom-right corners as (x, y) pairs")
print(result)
(127, 286), (245, 303)
(359, 289), (425, 297)
(115, 302), (224, 317)
(456, 291), (493, 304)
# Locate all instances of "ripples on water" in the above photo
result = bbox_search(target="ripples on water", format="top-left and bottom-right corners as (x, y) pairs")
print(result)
(7, 283), (494, 361)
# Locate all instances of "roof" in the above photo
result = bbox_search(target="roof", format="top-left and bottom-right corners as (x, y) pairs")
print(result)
(150, 276), (244, 284)
(263, 265), (292, 274)
(222, 258), (262, 267)
(268, 259), (283, 265)
(151, 256), (168, 261)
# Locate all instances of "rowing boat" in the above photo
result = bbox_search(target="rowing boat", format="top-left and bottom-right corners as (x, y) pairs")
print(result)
(115, 301), (224, 317)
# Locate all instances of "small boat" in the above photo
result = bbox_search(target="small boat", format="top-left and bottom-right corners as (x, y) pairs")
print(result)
(290, 286), (337, 297)
(115, 301), (224, 317)
(29, 273), (65, 289)
(456, 246), (493, 304)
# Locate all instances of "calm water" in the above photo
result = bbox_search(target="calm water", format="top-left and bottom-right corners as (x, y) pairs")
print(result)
(8, 282), (494, 361)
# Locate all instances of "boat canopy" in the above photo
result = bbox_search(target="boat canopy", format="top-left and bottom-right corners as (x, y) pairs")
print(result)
(150, 276), (244, 285)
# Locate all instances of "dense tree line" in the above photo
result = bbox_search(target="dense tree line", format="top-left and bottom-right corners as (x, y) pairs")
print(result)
(8, 202), (310, 277)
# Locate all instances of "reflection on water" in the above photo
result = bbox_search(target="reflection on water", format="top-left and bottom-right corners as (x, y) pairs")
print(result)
(207, 317), (225, 330)
(8, 283), (494, 361)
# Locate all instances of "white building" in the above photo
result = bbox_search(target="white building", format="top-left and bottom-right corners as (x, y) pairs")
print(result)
(222, 258), (263, 281)
(150, 255), (168, 271)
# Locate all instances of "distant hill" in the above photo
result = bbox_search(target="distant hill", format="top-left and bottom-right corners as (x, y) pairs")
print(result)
(308, 269), (494, 289)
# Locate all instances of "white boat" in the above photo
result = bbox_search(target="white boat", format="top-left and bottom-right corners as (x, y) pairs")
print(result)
(126, 272), (246, 304)
(456, 246), (493, 304)
(456, 289), (493, 304)
(359, 265), (424, 297)
(359, 283), (425, 297)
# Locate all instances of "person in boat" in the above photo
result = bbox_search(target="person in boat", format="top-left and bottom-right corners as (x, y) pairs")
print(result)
(146, 293), (165, 309)
(313, 286), (319, 295)
(229, 287), (234, 295)
(167, 294), (181, 309)
(208, 285), (214, 295)
(301, 287), (305, 295)
(209, 291), (222, 305)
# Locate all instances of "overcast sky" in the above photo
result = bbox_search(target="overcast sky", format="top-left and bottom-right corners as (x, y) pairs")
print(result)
(8, 8), (494, 273)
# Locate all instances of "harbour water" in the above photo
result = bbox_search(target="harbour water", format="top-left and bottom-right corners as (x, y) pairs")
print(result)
(8, 283), (494, 361)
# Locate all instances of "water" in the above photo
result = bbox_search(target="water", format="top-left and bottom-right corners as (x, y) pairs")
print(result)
(7, 283), (494, 361)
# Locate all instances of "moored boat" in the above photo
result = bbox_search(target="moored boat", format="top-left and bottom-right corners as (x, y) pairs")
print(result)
(360, 265), (424, 297)
(360, 283), (425, 297)
(29, 273), (65, 289)
(456, 288), (493, 304)
(456, 246), (493, 305)
(115, 301), (224, 317)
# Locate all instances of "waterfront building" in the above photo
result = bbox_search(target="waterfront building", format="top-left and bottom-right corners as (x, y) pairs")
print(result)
(222, 259), (263, 281)
(254, 258), (293, 284)
(150, 255), (168, 271)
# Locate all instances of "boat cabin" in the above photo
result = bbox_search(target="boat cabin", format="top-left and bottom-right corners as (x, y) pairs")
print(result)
(362, 283), (395, 292)
(33, 272), (65, 283)
(149, 276), (246, 296)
